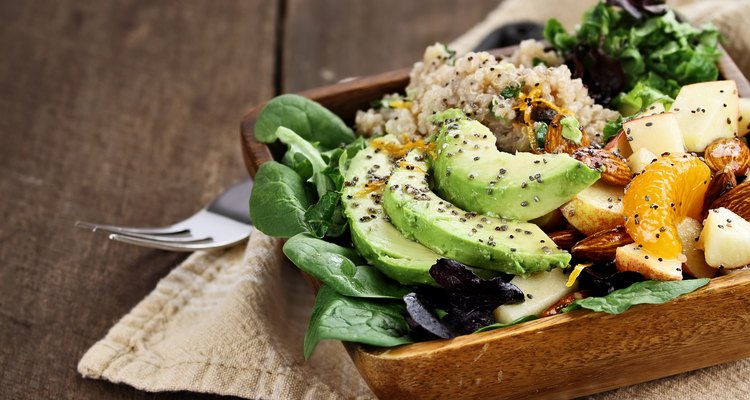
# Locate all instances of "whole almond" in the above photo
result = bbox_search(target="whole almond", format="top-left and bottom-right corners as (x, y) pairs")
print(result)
(571, 226), (634, 262)
(709, 179), (750, 220)
(544, 114), (590, 154)
(547, 229), (583, 250)
(542, 291), (591, 316)
(704, 137), (750, 175)
(572, 147), (632, 186)
(702, 167), (737, 217)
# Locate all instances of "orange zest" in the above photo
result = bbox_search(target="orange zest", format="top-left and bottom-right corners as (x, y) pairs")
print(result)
(371, 134), (433, 159)
(514, 86), (582, 153)
(397, 160), (426, 173)
(356, 179), (387, 197)
(514, 86), (573, 126)
(623, 153), (710, 259)
(387, 100), (412, 109)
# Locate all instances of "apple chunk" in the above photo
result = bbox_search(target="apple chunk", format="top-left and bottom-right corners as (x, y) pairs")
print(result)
(671, 80), (739, 151)
(677, 217), (715, 278)
(627, 148), (657, 175)
(623, 112), (685, 156)
(739, 97), (750, 137)
(642, 102), (666, 117)
(616, 243), (683, 281)
(699, 207), (750, 269)
(560, 181), (624, 236)
(493, 268), (575, 323)
(603, 130), (632, 158)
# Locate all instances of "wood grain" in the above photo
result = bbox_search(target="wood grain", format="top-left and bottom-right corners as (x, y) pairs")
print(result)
(352, 271), (750, 399)
(0, 1), (276, 399)
(281, 0), (500, 92)
(0, 1), (513, 398)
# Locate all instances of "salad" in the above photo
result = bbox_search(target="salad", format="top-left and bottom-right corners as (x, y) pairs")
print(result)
(249, 0), (750, 358)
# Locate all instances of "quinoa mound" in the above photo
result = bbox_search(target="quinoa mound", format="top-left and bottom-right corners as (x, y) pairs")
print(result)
(355, 41), (620, 152)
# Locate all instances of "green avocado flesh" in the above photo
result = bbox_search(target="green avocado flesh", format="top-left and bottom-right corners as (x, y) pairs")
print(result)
(341, 136), (440, 285)
(432, 114), (600, 221)
(383, 150), (571, 276)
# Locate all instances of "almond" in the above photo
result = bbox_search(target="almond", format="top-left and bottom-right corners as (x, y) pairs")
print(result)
(572, 147), (632, 186)
(544, 114), (590, 154)
(703, 137), (750, 175)
(547, 229), (583, 251)
(709, 179), (750, 220)
(702, 167), (737, 218)
(542, 291), (591, 316)
(571, 226), (634, 262)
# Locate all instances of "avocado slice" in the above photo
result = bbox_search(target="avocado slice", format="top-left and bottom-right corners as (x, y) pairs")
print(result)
(383, 150), (571, 276)
(341, 136), (441, 285)
(431, 111), (600, 221)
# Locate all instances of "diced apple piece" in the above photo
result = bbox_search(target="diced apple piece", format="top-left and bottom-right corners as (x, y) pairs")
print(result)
(627, 148), (657, 175)
(671, 80), (739, 151)
(642, 102), (666, 117)
(699, 207), (750, 269)
(739, 98), (750, 137)
(493, 268), (575, 323)
(623, 112), (685, 156)
(603, 130), (632, 158)
(677, 217), (715, 278)
(615, 243), (683, 281)
(560, 181), (624, 235)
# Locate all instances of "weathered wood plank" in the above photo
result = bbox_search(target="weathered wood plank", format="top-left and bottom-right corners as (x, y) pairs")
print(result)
(0, 1), (277, 399)
(281, 0), (500, 92)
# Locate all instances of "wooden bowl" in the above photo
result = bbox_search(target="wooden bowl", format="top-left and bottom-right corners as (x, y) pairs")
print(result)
(240, 48), (750, 399)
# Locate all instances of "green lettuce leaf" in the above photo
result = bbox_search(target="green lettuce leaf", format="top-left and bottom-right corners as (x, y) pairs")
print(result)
(613, 80), (674, 116)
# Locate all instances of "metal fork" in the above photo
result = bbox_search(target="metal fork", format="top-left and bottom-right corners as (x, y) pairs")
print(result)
(75, 179), (253, 251)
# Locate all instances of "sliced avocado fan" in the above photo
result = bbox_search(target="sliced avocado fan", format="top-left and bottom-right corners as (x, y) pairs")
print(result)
(431, 110), (600, 221)
(383, 149), (571, 276)
(341, 136), (441, 285)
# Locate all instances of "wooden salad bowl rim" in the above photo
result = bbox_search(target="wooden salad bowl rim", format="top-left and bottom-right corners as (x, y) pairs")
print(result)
(240, 46), (750, 399)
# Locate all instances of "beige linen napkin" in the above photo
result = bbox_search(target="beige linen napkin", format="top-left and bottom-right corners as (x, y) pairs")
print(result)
(78, 231), (374, 399)
(80, 1), (750, 399)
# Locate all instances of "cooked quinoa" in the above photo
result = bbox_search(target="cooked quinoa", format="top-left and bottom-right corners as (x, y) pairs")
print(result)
(355, 40), (620, 152)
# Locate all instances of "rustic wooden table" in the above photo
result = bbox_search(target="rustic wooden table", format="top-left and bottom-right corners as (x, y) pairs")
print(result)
(0, 1), (499, 398)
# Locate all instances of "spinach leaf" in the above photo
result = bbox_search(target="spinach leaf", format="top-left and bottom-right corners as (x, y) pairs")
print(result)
(563, 278), (710, 314)
(255, 94), (355, 150)
(322, 136), (367, 179)
(249, 161), (311, 238)
(281, 150), (313, 181)
(275, 126), (334, 198)
(303, 191), (348, 238)
(317, 136), (366, 193)
(474, 315), (538, 333)
(304, 285), (413, 359)
(284, 234), (409, 299)
(275, 126), (365, 238)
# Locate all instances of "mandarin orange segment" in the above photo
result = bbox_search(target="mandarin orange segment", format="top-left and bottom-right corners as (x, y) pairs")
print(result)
(622, 153), (710, 259)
